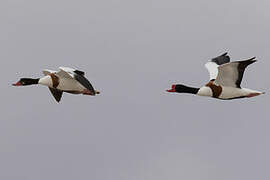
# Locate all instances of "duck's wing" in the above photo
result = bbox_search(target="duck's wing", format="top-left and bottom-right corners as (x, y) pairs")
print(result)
(57, 67), (86, 78)
(205, 62), (219, 81)
(58, 67), (95, 93)
(43, 69), (57, 76)
(48, 87), (63, 102)
(73, 72), (95, 94)
(211, 52), (230, 65)
(215, 57), (256, 88)
(57, 67), (76, 79)
(205, 52), (230, 80)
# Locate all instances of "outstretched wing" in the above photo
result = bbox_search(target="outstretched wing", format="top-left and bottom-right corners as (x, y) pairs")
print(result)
(57, 67), (76, 79)
(215, 57), (256, 88)
(43, 69), (57, 76)
(57, 67), (86, 78)
(205, 52), (230, 80)
(48, 87), (63, 102)
(58, 67), (95, 94)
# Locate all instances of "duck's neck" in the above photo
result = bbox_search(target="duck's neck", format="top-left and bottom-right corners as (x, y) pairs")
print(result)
(23, 78), (40, 85)
(32, 78), (40, 85)
(175, 84), (200, 94)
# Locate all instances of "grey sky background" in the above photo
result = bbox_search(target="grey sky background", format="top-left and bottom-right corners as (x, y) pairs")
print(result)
(1, 0), (270, 179)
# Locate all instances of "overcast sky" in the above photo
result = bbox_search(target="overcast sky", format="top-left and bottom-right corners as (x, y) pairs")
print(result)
(1, 0), (270, 180)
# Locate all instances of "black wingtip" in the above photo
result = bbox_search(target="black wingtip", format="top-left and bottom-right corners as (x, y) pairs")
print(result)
(212, 52), (230, 65)
(250, 57), (256, 61)
(221, 52), (228, 56)
(54, 97), (61, 103)
(74, 70), (85, 76)
(246, 57), (257, 63)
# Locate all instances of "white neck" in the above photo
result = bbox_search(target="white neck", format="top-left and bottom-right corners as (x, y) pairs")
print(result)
(197, 86), (213, 97)
(38, 75), (53, 87)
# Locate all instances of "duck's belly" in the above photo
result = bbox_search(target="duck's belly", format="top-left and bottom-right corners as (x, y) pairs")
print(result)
(57, 78), (85, 92)
(218, 87), (249, 99)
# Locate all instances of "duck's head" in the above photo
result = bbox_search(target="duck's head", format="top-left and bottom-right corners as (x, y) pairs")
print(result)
(166, 84), (184, 93)
(12, 78), (39, 86)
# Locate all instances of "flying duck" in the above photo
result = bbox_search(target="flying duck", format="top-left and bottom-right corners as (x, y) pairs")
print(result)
(13, 67), (100, 102)
(166, 53), (265, 100)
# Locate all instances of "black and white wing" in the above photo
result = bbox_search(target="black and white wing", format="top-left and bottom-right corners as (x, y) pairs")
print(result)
(58, 67), (95, 94)
(205, 53), (256, 88)
(205, 52), (230, 81)
(215, 57), (256, 88)
(74, 72), (95, 93)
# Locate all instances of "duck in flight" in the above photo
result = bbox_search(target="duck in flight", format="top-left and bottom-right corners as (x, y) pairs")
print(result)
(13, 67), (100, 102)
(167, 53), (265, 100)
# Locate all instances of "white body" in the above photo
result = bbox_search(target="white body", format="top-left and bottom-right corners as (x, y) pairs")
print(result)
(219, 87), (260, 99)
(197, 86), (263, 99)
(197, 86), (212, 97)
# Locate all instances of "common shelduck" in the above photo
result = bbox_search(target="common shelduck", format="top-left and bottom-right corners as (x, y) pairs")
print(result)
(13, 67), (100, 102)
(167, 53), (265, 100)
